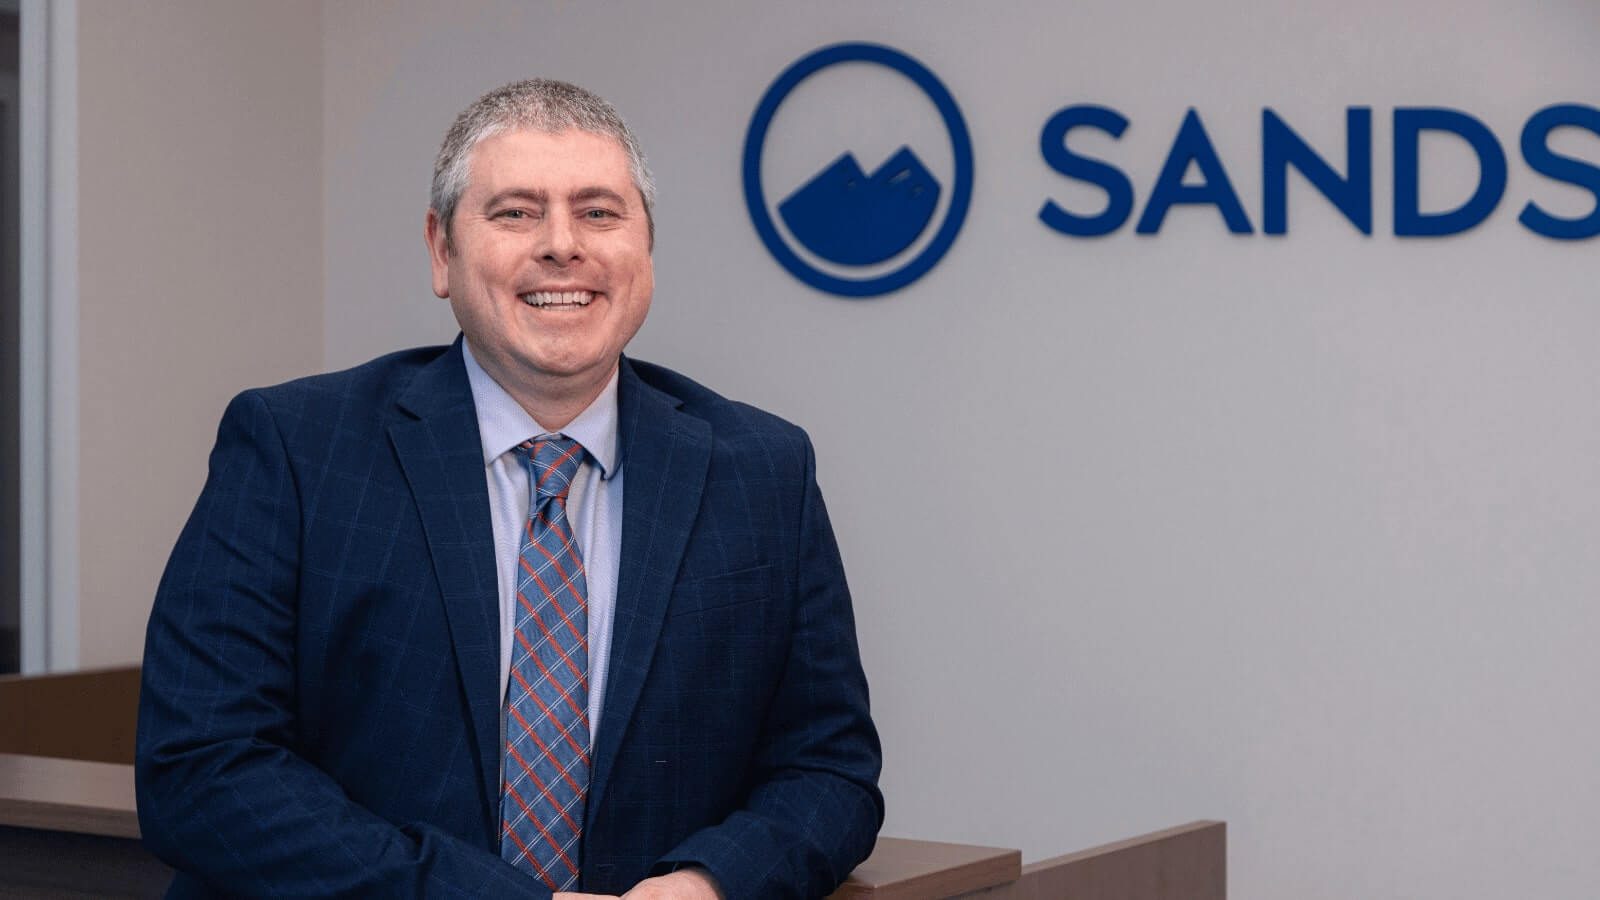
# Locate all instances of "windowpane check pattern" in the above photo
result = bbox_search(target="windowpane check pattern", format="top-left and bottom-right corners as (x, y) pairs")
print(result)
(500, 436), (590, 890)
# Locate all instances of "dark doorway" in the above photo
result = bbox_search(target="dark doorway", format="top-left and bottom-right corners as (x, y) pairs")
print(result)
(2, 6), (20, 673)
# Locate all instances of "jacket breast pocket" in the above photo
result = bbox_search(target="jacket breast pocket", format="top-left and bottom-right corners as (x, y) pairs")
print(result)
(659, 563), (785, 715)
(666, 564), (776, 619)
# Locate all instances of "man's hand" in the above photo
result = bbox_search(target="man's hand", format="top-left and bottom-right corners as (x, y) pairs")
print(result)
(549, 866), (721, 900)
(620, 868), (724, 900)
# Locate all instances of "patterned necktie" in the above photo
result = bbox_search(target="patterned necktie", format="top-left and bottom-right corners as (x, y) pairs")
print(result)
(500, 436), (590, 890)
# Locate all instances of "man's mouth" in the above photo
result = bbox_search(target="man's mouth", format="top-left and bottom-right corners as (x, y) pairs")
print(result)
(519, 290), (595, 308)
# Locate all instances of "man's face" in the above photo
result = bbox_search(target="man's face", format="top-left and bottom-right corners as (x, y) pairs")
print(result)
(427, 128), (653, 403)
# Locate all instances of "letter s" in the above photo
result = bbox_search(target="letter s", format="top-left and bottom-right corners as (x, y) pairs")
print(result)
(1039, 105), (1134, 237)
(1520, 104), (1600, 240)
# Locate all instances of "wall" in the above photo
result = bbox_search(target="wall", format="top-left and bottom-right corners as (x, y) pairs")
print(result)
(75, 0), (323, 666)
(322, 2), (1600, 899)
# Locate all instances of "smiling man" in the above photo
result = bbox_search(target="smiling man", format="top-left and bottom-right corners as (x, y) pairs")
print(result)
(136, 80), (883, 900)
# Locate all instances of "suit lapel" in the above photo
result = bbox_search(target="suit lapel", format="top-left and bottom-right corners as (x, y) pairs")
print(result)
(587, 358), (711, 823)
(388, 339), (503, 836)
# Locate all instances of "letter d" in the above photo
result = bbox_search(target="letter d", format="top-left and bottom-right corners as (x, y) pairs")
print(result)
(1394, 108), (1508, 237)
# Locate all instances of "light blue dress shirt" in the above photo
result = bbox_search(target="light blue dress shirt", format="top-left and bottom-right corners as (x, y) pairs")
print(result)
(461, 341), (623, 748)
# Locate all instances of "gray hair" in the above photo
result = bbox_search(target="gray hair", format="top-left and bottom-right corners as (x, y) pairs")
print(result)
(431, 78), (656, 244)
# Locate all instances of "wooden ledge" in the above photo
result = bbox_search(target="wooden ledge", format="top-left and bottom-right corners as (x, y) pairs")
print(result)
(0, 744), (1225, 899)
(1010, 820), (1227, 900)
(828, 821), (1225, 899)
(0, 753), (142, 838)
(830, 836), (1021, 899)
(0, 665), (142, 764)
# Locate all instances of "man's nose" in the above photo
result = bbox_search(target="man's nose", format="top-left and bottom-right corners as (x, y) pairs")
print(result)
(537, 212), (582, 265)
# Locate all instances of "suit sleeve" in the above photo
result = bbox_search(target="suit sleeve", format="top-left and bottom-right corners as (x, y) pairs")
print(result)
(651, 435), (885, 900)
(136, 391), (550, 899)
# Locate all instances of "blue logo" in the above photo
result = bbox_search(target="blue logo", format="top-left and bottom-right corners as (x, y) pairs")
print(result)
(743, 43), (974, 298)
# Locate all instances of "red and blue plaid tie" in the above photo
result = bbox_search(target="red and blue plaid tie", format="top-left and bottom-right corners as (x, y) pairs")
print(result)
(500, 436), (590, 890)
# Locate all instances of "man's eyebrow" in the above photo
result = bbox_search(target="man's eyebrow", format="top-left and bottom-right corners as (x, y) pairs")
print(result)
(483, 188), (548, 208)
(571, 186), (631, 208)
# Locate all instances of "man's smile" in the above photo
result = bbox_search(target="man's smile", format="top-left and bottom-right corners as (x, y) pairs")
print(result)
(518, 290), (595, 308)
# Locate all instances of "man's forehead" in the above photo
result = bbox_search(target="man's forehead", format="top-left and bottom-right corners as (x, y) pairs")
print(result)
(466, 128), (634, 192)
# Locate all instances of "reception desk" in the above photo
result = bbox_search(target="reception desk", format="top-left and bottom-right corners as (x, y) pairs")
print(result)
(1, 668), (1226, 898)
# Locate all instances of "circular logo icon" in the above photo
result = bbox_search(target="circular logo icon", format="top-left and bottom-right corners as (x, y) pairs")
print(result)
(743, 43), (974, 298)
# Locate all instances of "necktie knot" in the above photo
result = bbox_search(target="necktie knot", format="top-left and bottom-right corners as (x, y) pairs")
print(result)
(520, 436), (585, 502)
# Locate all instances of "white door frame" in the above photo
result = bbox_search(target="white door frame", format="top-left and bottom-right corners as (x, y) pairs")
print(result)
(18, 0), (78, 673)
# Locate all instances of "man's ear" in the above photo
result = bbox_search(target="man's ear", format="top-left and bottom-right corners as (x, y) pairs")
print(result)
(424, 209), (451, 299)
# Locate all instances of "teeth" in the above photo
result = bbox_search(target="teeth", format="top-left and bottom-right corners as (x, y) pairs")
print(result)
(519, 290), (594, 308)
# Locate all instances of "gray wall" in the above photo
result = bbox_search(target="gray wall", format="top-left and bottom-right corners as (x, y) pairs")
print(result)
(322, 3), (1600, 899)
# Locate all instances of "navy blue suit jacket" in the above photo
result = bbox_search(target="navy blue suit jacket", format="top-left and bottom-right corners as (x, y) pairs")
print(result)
(136, 341), (883, 898)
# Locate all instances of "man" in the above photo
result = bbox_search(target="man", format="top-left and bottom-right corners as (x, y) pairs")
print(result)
(136, 79), (882, 899)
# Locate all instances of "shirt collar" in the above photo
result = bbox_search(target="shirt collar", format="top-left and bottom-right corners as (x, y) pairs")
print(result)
(461, 338), (619, 479)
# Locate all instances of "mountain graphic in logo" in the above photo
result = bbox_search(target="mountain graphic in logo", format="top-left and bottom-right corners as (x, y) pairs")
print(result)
(777, 146), (942, 266)
(744, 43), (972, 296)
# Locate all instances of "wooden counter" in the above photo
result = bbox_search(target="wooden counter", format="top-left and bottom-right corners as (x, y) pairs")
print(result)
(0, 666), (142, 764)
(830, 837), (1020, 898)
(0, 752), (1223, 899)
(0, 754), (172, 898)
(0, 752), (142, 838)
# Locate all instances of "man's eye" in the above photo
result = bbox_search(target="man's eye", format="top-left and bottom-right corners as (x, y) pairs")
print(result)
(584, 208), (616, 219)
(500, 209), (527, 219)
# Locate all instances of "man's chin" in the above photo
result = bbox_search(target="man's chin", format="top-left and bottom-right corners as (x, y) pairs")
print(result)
(519, 354), (621, 389)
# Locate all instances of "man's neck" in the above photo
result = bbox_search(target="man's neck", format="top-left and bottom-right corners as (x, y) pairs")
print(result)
(465, 343), (617, 432)
(513, 378), (609, 433)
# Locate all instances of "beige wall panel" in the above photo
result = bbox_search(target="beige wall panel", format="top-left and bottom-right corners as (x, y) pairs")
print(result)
(76, 0), (323, 666)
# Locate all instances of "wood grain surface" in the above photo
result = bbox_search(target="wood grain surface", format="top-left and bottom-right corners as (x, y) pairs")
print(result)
(954, 820), (1226, 900)
(829, 836), (1022, 899)
(0, 753), (141, 838)
(0, 666), (141, 764)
